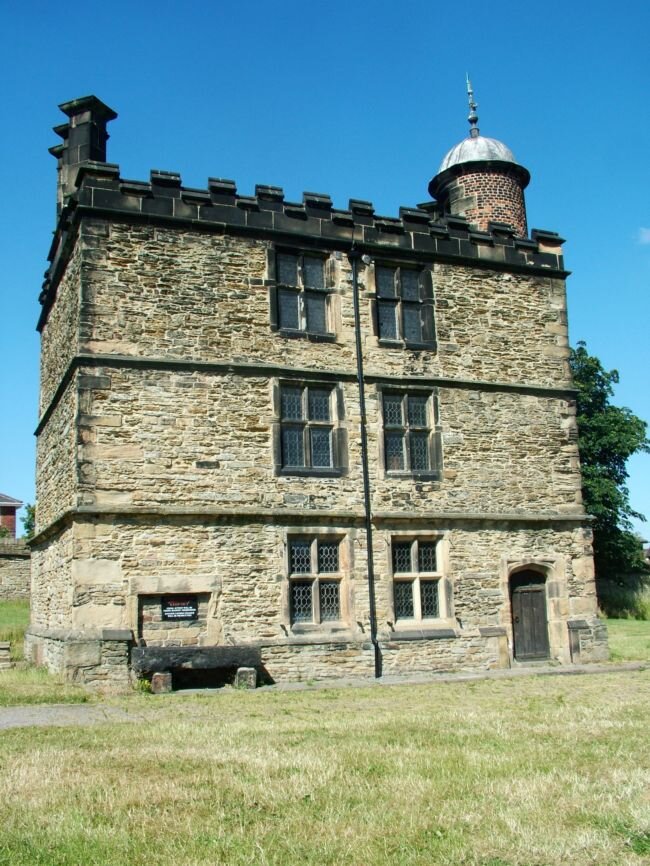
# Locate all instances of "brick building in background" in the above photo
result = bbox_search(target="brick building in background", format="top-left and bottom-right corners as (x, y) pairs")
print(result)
(0, 493), (22, 538)
(26, 92), (608, 690)
(0, 493), (30, 600)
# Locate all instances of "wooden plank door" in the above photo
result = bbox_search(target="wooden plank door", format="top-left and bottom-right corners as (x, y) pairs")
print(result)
(511, 573), (550, 660)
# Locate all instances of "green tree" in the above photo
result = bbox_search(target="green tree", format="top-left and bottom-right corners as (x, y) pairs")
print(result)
(570, 343), (649, 596)
(21, 503), (35, 540)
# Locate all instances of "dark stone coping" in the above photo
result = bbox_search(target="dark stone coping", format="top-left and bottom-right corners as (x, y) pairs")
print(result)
(29, 506), (591, 549)
(131, 645), (261, 674)
(567, 619), (591, 630)
(384, 628), (457, 642)
(35, 351), (577, 440)
(38, 159), (569, 330)
(0, 540), (30, 558)
(479, 626), (508, 637)
(26, 625), (133, 642)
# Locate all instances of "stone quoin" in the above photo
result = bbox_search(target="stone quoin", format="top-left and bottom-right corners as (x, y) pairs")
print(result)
(25, 91), (608, 691)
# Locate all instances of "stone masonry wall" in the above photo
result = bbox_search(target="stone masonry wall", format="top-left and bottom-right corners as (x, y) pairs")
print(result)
(0, 539), (30, 600)
(57, 516), (600, 661)
(39, 241), (81, 413)
(30, 526), (74, 629)
(36, 376), (78, 529)
(72, 366), (582, 516)
(74, 222), (571, 390)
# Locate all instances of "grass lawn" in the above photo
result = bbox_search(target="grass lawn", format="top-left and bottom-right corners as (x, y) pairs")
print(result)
(0, 672), (648, 866)
(606, 617), (650, 661)
(0, 601), (88, 706)
(0, 599), (29, 659)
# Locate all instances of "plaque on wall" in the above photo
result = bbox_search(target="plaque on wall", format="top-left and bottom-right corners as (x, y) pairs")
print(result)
(161, 595), (199, 621)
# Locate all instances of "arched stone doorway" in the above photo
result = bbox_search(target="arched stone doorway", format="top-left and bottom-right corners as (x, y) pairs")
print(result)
(509, 570), (550, 661)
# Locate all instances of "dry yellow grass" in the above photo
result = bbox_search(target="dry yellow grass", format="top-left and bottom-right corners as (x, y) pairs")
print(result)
(0, 671), (648, 865)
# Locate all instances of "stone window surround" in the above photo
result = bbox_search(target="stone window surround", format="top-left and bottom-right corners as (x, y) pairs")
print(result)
(267, 246), (339, 342)
(281, 531), (353, 635)
(366, 259), (436, 350)
(376, 385), (442, 480)
(271, 378), (348, 478)
(385, 532), (453, 634)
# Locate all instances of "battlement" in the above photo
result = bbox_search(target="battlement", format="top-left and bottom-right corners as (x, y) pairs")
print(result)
(39, 158), (566, 329)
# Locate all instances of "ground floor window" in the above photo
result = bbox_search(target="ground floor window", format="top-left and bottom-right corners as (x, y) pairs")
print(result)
(391, 537), (442, 623)
(288, 537), (342, 625)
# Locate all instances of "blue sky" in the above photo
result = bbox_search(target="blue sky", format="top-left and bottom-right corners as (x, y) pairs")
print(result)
(1, 0), (648, 536)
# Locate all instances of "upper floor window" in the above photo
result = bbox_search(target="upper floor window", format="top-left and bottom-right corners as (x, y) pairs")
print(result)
(272, 381), (348, 477)
(382, 391), (441, 476)
(271, 251), (334, 337)
(374, 264), (435, 348)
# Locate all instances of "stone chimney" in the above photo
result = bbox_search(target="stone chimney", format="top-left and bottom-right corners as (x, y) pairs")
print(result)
(49, 95), (117, 216)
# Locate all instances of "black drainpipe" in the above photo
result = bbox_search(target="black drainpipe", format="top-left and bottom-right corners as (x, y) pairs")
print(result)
(348, 245), (382, 678)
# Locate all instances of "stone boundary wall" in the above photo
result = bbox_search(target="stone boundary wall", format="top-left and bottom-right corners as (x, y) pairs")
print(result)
(0, 539), (31, 600)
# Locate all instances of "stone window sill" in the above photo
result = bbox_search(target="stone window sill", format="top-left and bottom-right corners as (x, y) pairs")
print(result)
(278, 329), (337, 343)
(378, 338), (437, 352)
(385, 627), (457, 642)
(385, 471), (441, 482)
(278, 467), (345, 478)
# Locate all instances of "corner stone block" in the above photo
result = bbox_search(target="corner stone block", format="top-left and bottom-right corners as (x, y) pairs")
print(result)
(235, 667), (257, 689)
(151, 671), (173, 694)
(65, 641), (101, 667)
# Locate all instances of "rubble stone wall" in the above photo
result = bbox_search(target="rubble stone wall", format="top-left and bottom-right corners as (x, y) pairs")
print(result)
(0, 540), (30, 600)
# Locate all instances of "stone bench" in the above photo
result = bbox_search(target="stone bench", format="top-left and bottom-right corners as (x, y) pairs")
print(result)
(131, 646), (261, 692)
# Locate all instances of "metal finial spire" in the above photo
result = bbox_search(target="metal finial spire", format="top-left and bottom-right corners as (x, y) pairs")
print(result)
(466, 73), (480, 138)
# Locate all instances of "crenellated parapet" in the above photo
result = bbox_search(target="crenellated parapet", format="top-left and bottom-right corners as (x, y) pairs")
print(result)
(39, 158), (566, 331)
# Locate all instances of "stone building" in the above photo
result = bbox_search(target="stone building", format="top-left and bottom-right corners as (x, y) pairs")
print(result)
(26, 92), (608, 690)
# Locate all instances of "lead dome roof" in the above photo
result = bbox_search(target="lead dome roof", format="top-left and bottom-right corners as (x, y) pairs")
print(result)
(438, 134), (517, 174)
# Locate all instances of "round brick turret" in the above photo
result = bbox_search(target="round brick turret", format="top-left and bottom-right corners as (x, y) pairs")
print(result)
(430, 158), (530, 237)
(429, 125), (530, 238)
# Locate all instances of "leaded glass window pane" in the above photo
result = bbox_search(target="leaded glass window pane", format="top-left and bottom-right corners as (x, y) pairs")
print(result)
(385, 432), (405, 471)
(317, 541), (339, 573)
(278, 289), (300, 330)
(277, 253), (299, 286)
(420, 580), (439, 618)
(305, 292), (327, 333)
(418, 542), (437, 573)
(400, 269), (420, 301)
(378, 301), (398, 340)
(376, 266), (397, 298)
(319, 580), (340, 621)
(383, 394), (403, 426)
(394, 581), (414, 619)
(403, 304), (422, 343)
(310, 428), (332, 468)
(407, 396), (428, 427)
(392, 542), (412, 574)
(303, 256), (324, 289)
(281, 388), (303, 421)
(410, 432), (430, 471)
(282, 427), (304, 467)
(291, 580), (313, 622)
(289, 541), (312, 574)
(308, 389), (330, 422)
